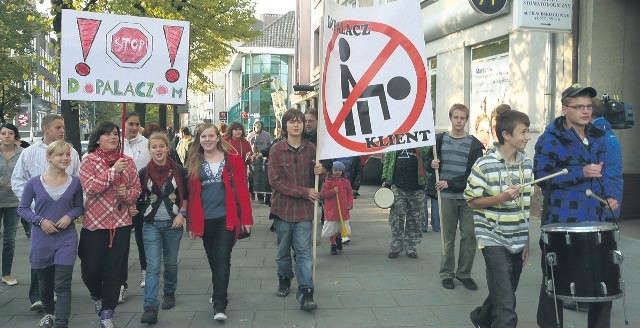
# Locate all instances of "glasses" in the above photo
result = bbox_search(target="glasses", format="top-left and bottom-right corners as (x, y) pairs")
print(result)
(565, 104), (593, 111)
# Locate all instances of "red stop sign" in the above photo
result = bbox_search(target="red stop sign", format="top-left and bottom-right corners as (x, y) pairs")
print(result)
(112, 28), (148, 63)
(107, 23), (153, 68)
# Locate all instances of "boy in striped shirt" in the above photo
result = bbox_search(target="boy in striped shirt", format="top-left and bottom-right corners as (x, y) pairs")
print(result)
(464, 110), (534, 328)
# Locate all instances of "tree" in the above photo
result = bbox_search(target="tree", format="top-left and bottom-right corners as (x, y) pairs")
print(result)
(0, 0), (49, 123)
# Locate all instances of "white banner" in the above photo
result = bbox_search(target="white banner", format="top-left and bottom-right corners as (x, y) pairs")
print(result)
(319, 0), (434, 160)
(61, 10), (190, 104)
(470, 54), (510, 149)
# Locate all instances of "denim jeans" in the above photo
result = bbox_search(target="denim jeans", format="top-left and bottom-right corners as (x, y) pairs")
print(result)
(471, 246), (523, 328)
(1, 207), (18, 276)
(439, 198), (476, 279)
(423, 195), (440, 231)
(36, 264), (73, 327)
(142, 220), (182, 310)
(201, 218), (234, 311)
(274, 218), (314, 299)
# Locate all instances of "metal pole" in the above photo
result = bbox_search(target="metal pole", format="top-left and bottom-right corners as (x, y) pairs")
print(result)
(29, 91), (34, 142)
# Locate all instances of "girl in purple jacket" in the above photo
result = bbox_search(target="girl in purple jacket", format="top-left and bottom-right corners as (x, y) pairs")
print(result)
(18, 141), (83, 328)
(320, 161), (353, 255)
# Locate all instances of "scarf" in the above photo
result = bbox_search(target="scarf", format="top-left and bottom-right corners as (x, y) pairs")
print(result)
(143, 157), (186, 202)
(94, 147), (119, 168)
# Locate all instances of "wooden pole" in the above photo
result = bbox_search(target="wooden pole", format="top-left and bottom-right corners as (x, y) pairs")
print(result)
(432, 146), (445, 256)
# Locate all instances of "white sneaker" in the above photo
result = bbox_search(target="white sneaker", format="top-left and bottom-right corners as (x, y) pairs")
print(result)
(30, 300), (43, 311)
(140, 270), (146, 288)
(213, 310), (227, 321)
(1, 275), (17, 286)
(118, 285), (127, 304)
(342, 237), (351, 244)
(209, 297), (213, 304)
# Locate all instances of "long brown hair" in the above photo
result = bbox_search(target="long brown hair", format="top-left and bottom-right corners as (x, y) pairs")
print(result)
(224, 121), (245, 139)
(185, 123), (234, 179)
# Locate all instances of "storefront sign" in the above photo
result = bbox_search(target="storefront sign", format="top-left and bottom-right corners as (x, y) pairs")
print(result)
(514, 0), (573, 33)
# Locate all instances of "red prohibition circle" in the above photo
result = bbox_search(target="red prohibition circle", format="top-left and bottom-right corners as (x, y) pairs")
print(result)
(322, 20), (427, 152)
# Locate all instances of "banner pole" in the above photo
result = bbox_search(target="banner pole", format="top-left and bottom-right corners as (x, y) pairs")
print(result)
(432, 146), (445, 256)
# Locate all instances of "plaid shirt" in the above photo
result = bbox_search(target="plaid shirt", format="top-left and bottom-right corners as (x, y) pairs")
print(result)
(268, 139), (316, 223)
(80, 153), (141, 230)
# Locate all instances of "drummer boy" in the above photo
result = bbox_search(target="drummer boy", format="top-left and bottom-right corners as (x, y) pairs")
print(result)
(534, 84), (620, 328)
(464, 109), (534, 328)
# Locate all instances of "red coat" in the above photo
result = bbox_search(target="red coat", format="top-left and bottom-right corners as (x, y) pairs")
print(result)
(225, 137), (252, 164)
(186, 152), (253, 242)
(320, 175), (353, 221)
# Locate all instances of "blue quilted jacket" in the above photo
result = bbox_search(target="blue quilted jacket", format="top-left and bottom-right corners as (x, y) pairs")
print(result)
(534, 116), (609, 224)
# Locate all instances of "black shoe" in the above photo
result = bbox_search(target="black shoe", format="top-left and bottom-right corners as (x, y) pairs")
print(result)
(470, 309), (490, 328)
(336, 235), (343, 251)
(161, 293), (175, 309)
(442, 278), (454, 289)
(388, 251), (399, 258)
(330, 245), (338, 255)
(277, 275), (291, 297)
(141, 308), (158, 324)
(269, 222), (275, 232)
(299, 288), (318, 311)
(456, 277), (478, 291)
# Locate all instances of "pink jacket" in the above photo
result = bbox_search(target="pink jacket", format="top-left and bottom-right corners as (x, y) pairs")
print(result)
(321, 175), (353, 222)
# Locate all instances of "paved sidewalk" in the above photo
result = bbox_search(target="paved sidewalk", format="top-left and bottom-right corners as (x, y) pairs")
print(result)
(0, 185), (638, 327)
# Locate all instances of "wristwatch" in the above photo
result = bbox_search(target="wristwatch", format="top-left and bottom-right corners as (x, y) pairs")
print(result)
(179, 210), (187, 217)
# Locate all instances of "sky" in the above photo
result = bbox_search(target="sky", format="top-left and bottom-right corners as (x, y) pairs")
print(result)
(253, 0), (297, 16)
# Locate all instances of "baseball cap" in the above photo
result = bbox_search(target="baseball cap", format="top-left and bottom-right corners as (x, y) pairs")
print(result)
(332, 161), (346, 171)
(561, 84), (597, 102)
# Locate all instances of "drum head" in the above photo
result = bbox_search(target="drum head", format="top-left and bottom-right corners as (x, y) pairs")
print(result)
(541, 221), (618, 233)
(374, 188), (394, 209)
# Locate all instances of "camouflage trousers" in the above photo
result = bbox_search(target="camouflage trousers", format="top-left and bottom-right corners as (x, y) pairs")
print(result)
(388, 186), (425, 253)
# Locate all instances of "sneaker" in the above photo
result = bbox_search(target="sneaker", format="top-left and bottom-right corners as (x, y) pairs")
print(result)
(1, 275), (17, 286)
(140, 270), (146, 288)
(341, 237), (351, 244)
(277, 275), (291, 297)
(330, 245), (338, 255)
(93, 298), (103, 316)
(118, 285), (127, 303)
(38, 314), (55, 328)
(161, 293), (175, 310)
(213, 309), (227, 321)
(442, 278), (455, 289)
(456, 277), (478, 291)
(30, 300), (43, 312)
(100, 309), (114, 328)
(140, 308), (158, 324)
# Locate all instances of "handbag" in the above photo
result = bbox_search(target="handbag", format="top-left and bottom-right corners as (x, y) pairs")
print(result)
(225, 155), (251, 239)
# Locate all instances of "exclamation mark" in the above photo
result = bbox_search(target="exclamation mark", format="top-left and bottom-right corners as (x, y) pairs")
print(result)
(75, 18), (101, 76)
(163, 25), (184, 83)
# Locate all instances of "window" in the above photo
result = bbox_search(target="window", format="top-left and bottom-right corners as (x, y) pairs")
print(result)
(428, 57), (437, 120)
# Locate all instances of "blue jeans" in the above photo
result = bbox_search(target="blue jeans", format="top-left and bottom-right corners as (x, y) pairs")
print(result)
(274, 218), (314, 298)
(423, 195), (440, 231)
(471, 246), (523, 328)
(1, 207), (18, 276)
(142, 221), (182, 310)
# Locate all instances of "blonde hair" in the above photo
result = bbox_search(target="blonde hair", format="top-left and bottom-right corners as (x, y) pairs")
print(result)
(147, 132), (170, 149)
(46, 140), (72, 157)
(185, 123), (234, 179)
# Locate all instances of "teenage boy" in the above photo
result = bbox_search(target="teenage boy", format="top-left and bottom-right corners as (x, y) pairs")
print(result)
(426, 103), (485, 290)
(268, 108), (323, 312)
(465, 110), (534, 328)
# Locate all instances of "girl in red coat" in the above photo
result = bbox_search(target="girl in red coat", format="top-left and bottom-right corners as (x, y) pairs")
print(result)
(320, 161), (353, 255)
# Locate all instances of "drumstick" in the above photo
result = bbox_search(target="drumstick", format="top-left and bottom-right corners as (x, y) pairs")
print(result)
(586, 189), (608, 205)
(521, 169), (568, 187)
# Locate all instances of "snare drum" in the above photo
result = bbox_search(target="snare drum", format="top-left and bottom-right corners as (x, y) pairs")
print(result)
(252, 157), (271, 194)
(374, 188), (395, 209)
(541, 222), (623, 302)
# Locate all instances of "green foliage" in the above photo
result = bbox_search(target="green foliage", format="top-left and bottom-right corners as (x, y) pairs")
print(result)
(0, 0), (49, 122)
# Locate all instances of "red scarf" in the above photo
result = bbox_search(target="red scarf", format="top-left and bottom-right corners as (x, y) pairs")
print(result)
(143, 157), (186, 202)
(94, 147), (119, 168)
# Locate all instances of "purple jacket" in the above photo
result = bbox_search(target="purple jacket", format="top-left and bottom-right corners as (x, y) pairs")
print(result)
(18, 175), (84, 269)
